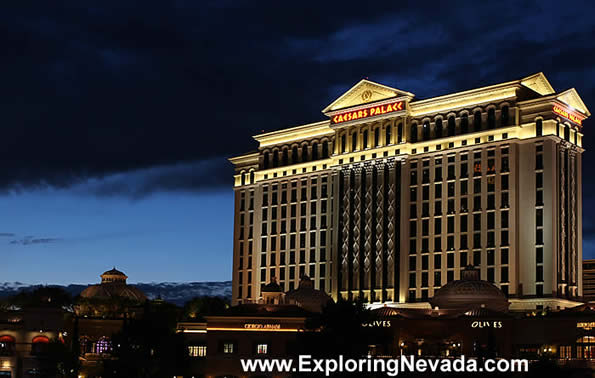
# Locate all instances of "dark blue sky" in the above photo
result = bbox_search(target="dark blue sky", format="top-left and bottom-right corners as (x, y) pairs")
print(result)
(1, 1), (595, 284)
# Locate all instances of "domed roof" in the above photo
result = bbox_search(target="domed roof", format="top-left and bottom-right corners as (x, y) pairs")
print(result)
(430, 266), (508, 312)
(80, 267), (147, 302)
(285, 276), (333, 312)
(102, 268), (126, 277)
(80, 284), (147, 302)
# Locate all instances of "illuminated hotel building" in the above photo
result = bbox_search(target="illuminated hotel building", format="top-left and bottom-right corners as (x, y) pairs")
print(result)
(230, 73), (590, 310)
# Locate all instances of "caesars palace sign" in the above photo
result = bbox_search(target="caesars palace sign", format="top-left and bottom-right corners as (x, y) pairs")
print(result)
(553, 105), (584, 126)
(330, 99), (405, 125)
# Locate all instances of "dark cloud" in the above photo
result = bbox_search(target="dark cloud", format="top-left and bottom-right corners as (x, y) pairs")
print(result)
(0, 0), (594, 197)
(73, 158), (231, 199)
(0, 233), (15, 237)
(9, 236), (62, 246)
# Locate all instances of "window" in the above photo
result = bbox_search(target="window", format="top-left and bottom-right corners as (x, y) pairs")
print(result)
(0, 336), (15, 356)
(189, 345), (207, 357)
(536, 172), (543, 188)
(341, 135), (346, 153)
(501, 175), (509, 190)
(448, 116), (456, 136)
(487, 108), (496, 129)
(461, 113), (469, 134)
(447, 253), (454, 268)
(501, 230), (509, 246)
(501, 156), (509, 172)
(282, 149), (289, 165)
(423, 121), (430, 140)
(257, 343), (269, 355)
(501, 106), (509, 126)
(410, 123), (418, 143)
(374, 128), (380, 147)
(536, 229), (543, 245)
(564, 124), (570, 141)
(386, 125), (392, 145)
(435, 166), (443, 181)
(536, 154), (543, 170)
(536, 266), (543, 282)
(409, 256), (417, 271)
(362, 131), (368, 149)
(536, 119), (543, 136)
(460, 234), (468, 249)
(31, 336), (50, 356)
(435, 183), (442, 198)
(435, 118), (443, 138)
(223, 342), (235, 354)
(536, 209), (543, 227)
(474, 111), (482, 132)
(351, 133), (357, 151)
(96, 337), (111, 354)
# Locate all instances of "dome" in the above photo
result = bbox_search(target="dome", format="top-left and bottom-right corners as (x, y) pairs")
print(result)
(80, 284), (147, 302)
(100, 267), (128, 284)
(80, 267), (147, 302)
(429, 266), (508, 312)
(285, 276), (333, 313)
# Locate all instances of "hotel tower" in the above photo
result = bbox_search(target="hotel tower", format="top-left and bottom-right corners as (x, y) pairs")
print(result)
(230, 73), (590, 310)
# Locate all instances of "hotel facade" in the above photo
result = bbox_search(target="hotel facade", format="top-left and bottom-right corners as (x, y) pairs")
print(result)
(230, 73), (590, 311)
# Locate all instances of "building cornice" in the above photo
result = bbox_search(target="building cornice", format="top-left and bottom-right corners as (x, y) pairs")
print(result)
(253, 121), (333, 148)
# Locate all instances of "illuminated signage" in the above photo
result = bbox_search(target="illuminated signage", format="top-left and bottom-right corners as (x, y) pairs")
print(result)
(331, 99), (404, 125)
(471, 321), (503, 329)
(362, 320), (392, 328)
(553, 105), (583, 126)
(243, 323), (281, 330)
(577, 322), (595, 330)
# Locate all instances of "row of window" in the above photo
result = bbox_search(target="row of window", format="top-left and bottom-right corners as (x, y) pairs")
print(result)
(262, 140), (332, 169)
(536, 118), (581, 145)
(0, 335), (51, 356)
(261, 231), (328, 252)
(190, 341), (272, 356)
(410, 248), (509, 271)
(263, 185), (329, 205)
(411, 211), (509, 235)
(535, 143), (545, 295)
(339, 122), (403, 154)
(410, 229), (511, 252)
(410, 106), (510, 144)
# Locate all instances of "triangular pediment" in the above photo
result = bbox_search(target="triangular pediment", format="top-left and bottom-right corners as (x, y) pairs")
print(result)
(521, 72), (555, 96)
(557, 88), (591, 116)
(322, 79), (414, 114)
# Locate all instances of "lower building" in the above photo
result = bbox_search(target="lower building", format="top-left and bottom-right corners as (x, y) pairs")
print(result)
(177, 267), (595, 377)
(0, 305), (66, 377)
(75, 268), (148, 378)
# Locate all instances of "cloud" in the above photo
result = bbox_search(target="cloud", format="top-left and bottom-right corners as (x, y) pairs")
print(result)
(72, 158), (232, 198)
(0, 1), (593, 197)
(0, 233), (15, 237)
(9, 236), (62, 246)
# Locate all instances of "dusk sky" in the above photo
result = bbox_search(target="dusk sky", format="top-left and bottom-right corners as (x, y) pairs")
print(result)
(2, 1), (595, 285)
